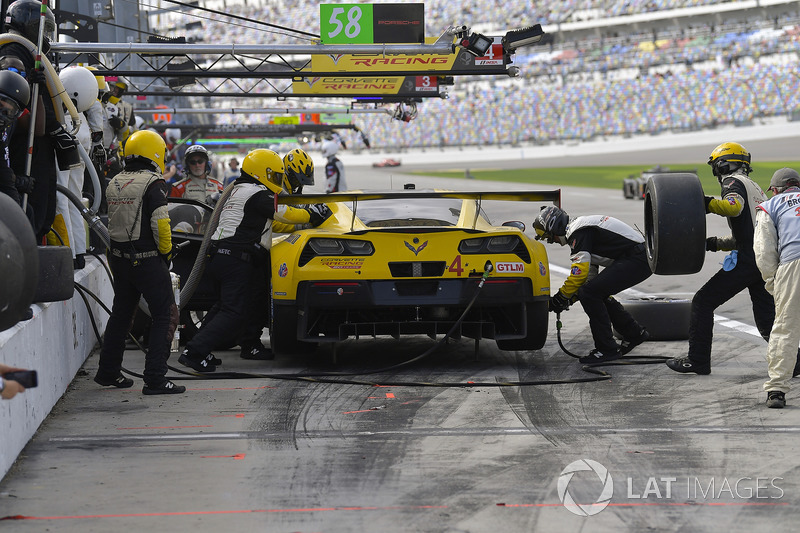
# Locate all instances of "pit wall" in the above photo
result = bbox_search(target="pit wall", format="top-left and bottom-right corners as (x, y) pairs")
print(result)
(0, 259), (112, 480)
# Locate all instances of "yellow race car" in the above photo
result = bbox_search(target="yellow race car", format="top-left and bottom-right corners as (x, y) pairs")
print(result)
(270, 188), (560, 355)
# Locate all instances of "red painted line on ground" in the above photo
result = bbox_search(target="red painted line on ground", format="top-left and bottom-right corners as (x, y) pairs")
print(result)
(200, 454), (245, 460)
(1, 505), (447, 520)
(342, 409), (376, 414)
(497, 501), (789, 508)
(210, 414), (246, 418)
(116, 425), (213, 430)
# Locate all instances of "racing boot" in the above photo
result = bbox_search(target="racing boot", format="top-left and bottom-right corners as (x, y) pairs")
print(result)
(619, 326), (650, 356)
(179, 349), (216, 373)
(579, 348), (622, 364)
(143, 380), (186, 395)
(766, 391), (786, 409)
(665, 357), (710, 375)
(240, 342), (274, 361)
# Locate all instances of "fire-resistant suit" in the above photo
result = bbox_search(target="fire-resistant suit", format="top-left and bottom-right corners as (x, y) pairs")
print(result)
(753, 185), (800, 394)
(182, 173), (325, 370)
(97, 162), (178, 389)
(559, 215), (652, 356)
(688, 170), (774, 369)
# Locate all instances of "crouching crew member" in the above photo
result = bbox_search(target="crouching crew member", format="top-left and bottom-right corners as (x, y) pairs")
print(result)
(179, 149), (330, 372)
(534, 206), (652, 363)
(94, 130), (185, 395)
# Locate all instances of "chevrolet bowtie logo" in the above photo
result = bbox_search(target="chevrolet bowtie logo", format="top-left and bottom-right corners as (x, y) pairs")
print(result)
(404, 240), (428, 256)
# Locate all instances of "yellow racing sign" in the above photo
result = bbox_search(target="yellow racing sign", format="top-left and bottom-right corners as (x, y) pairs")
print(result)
(291, 75), (439, 96)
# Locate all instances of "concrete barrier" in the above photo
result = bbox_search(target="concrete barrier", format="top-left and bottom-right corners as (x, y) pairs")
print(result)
(0, 257), (112, 480)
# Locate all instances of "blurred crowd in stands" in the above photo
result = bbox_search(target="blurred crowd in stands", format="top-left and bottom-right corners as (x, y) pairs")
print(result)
(154, 0), (800, 150)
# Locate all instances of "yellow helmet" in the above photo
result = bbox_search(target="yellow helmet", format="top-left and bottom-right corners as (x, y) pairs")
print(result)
(123, 130), (166, 173)
(708, 142), (751, 178)
(85, 65), (108, 100)
(282, 148), (314, 194)
(241, 149), (284, 191)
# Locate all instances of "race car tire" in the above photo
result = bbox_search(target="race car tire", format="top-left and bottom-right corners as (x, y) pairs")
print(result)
(612, 296), (692, 341)
(0, 195), (38, 331)
(496, 301), (549, 351)
(622, 178), (636, 199)
(34, 245), (74, 303)
(270, 304), (317, 356)
(644, 173), (706, 275)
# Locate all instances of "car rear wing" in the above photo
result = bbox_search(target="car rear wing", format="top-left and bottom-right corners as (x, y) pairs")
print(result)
(276, 189), (562, 231)
(277, 189), (561, 231)
(276, 190), (562, 206)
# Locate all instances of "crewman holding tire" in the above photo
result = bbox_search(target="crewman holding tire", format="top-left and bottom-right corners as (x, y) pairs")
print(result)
(753, 168), (800, 408)
(179, 149), (330, 371)
(94, 130), (185, 395)
(534, 206), (651, 363)
(666, 142), (773, 375)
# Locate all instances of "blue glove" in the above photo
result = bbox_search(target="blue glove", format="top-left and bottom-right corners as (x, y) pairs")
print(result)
(722, 250), (738, 271)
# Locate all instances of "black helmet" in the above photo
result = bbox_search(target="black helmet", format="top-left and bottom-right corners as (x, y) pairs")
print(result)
(5, 0), (57, 50)
(533, 205), (569, 243)
(0, 69), (30, 126)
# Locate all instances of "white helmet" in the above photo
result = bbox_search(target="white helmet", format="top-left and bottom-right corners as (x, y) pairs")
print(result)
(321, 140), (338, 158)
(133, 115), (145, 131)
(59, 66), (97, 113)
(164, 127), (182, 144)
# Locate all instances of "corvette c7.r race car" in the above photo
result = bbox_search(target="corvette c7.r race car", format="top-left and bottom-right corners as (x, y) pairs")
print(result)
(269, 189), (560, 355)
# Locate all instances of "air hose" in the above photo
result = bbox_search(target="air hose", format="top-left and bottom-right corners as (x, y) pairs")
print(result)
(555, 311), (669, 367)
(76, 260), (617, 387)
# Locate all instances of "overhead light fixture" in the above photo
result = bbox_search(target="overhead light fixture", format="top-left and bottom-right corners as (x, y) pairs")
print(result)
(502, 24), (545, 52)
(461, 32), (492, 57)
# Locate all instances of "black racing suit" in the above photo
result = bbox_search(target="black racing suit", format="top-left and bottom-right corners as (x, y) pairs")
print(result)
(0, 40), (59, 241)
(688, 171), (774, 368)
(559, 215), (653, 355)
(97, 164), (176, 388)
(185, 175), (312, 358)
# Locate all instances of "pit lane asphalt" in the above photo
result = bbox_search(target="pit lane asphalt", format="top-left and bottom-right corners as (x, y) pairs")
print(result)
(1, 154), (798, 533)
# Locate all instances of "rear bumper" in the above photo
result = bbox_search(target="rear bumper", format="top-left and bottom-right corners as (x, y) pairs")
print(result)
(281, 277), (544, 342)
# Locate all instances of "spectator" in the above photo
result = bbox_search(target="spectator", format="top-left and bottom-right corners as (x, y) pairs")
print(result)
(223, 156), (240, 187)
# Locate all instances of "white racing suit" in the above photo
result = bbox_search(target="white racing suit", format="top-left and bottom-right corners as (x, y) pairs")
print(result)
(754, 186), (800, 394)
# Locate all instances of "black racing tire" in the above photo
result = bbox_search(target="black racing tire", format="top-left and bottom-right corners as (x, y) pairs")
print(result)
(644, 173), (706, 275)
(270, 303), (317, 356)
(622, 179), (636, 199)
(0, 195), (38, 331)
(613, 296), (692, 341)
(34, 245), (75, 303)
(496, 301), (549, 351)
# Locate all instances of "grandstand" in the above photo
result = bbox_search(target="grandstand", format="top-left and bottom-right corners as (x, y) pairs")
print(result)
(146, 0), (800, 151)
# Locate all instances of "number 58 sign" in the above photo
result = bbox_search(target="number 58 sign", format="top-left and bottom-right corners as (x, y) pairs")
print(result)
(320, 3), (424, 44)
